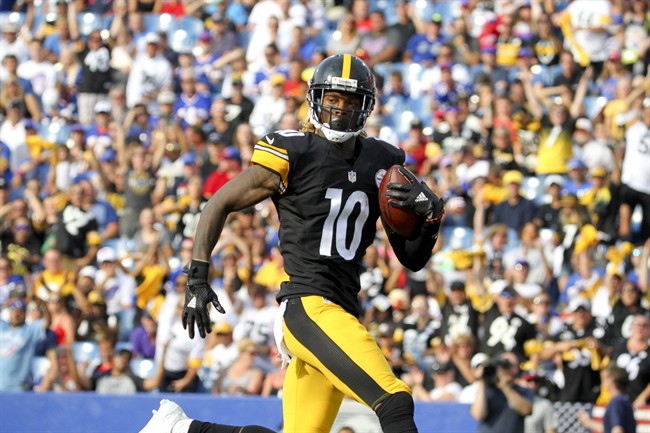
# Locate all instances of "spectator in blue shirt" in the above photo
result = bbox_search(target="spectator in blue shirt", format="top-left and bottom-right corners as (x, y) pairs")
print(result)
(403, 13), (446, 67)
(0, 299), (50, 391)
(578, 365), (637, 433)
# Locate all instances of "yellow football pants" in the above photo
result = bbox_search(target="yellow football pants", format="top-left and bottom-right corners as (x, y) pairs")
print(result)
(281, 296), (411, 433)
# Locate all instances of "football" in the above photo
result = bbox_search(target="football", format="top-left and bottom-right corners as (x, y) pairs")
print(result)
(378, 165), (422, 240)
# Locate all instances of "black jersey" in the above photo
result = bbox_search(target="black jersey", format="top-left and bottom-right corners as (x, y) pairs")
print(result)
(481, 305), (536, 360)
(251, 130), (404, 317)
(611, 342), (650, 404)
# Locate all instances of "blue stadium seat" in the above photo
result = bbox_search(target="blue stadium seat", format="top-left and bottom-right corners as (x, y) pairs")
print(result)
(143, 13), (176, 36)
(130, 358), (156, 379)
(77, 12), (102, 36)
(407, 96), (433, 126)
(442, 226), (474, 251)
(115, 341), (132, 352)
(521, 176), (545, 205)
(169, 29), (195, 54)
(177, 15), (204, 39)
(584, 95), (608, 120)
(312, 29), (334, 52)
(0, 11), (25, 28)
(72, 341), (100, 363)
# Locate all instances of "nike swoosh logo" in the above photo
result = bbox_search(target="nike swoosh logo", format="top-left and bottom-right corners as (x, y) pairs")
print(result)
(267, 137), (275, 144)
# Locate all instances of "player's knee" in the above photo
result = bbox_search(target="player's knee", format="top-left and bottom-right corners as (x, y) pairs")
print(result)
(374, 391), (417, 433)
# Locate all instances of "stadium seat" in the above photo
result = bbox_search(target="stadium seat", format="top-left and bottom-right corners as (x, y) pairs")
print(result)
(177, 15), (204, 40)
(130, 358), (156, 379)
(169, 29), (195, 54)
(77, 12), (102, 36)
(407, 96), (433, 126)
(521, 176), (545, 205)
(0, 11), (25, 28)
(143, 13), (176, 36)
(584, 95), (608, 120)
(312, 29), (334, 52)
(31, 356), (52, 387)
(72, 341), (100, 363)
(441, 225), (474, 251)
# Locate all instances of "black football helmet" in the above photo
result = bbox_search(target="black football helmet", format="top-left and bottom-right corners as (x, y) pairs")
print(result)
(307, 54), (376, 142)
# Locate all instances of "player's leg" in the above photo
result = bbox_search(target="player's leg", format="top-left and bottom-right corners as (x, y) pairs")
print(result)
(282, 356), (345, 433)
(282, 296), (417, 433)
(139, 399), (275, 433)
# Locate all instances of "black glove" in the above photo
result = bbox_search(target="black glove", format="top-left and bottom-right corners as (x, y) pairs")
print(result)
(385, 166), (445, 224)
(182, 260), (225, 339)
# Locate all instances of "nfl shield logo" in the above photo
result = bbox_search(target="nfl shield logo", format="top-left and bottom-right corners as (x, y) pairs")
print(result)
(348, 171), (357, 183)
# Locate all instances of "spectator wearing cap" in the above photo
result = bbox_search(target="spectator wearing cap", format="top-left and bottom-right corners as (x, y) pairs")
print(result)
(504, 222), (551, 288)
(431, 104), (481, 154)
(539, 297), (605, 403)
(563, 158), (592, 199)
(203, 320), (239, 391)
(0, 215), (41, 275)
(581, 166), (618, 240)
(251, 43), (288, 98)
(403, 13), (446, 67)
(619, 97), (650, 242)
(519, 369), (559, 433)
(126, 32), (172, 114)
(481, 285), (536, 360)
(95, 346), (163, 394)
(85, 100), (113, 144)
(249, 73), (287, 137)
(409, 360), (462, 402)
(173, 70), (212, 130)
(489, 170), (537, 232)
(0, 20), (29, 64)
(224, 72), (255, 126)
(124, 103), (155, 148)
(534, 175), (565, 232)
(69, 0), (116, 125)
(95, 246), (137, 342)
(470, 44), (509, 86)
(202, 145), (243, 199)
(0, 298), (53, 391)
(439, 281), (480, 344)
(470, 351), (534, 433)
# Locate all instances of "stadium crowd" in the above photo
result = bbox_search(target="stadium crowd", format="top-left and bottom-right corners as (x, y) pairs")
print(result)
(0, 0), (649, 425)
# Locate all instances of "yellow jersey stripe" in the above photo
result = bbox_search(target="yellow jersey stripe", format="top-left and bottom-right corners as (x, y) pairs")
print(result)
(251, 146), (290, 193)
(255, 140), (289, 159)
(342, 54), (351, 78)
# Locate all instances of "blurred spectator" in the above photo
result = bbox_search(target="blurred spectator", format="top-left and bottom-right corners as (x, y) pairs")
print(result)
(214, 338), (263, 396)
(520, 371), (559, 433)
(46, 292), (76, 347)
(0, 215), (41, 275)
(203, 145), (243, 199)
(559, 0), (611, 71)
(95, 246), (136, 342)
(126, 32), (173, 114)
(619, 97), (650, 242)
(0, 299), (52, 391)
(16, 39), (56, 100)
(489, 170), (537, 232)
(327, 12), (360, 58)
(439, 281), (480, 344)
(1, 54), (42, 121)
(203, 320), (238, 392)
(539, 297), (605, 403)
(609, 313), (650, 408)
(95, 348), (162, 394)
(174, 70), (212, 130)
(158, 297), (205, 393)
(403, 13), (445, 67)
(129, 311), (157, 360)
(32, 248), (76, 301)
(481, 285), (536, 360)
(0, 21), (29, 63)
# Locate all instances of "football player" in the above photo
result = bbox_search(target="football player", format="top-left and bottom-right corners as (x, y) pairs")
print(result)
(140, 54), (445, 433)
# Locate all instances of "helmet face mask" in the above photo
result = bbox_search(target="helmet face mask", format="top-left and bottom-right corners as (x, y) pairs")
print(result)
(307, 54), (376, 142)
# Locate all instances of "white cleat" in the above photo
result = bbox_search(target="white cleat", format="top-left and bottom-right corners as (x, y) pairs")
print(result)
(139, 399), (189, 433)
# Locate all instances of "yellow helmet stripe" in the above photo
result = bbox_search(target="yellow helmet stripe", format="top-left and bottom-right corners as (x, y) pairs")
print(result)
(342, 54), (352, 79)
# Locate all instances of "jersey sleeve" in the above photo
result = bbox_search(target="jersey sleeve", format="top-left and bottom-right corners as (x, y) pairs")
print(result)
(251, 132), (292, 194)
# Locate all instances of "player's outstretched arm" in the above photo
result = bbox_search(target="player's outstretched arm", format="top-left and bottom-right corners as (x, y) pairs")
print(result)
(384, 167), (445, 272)
(183, 165), (278, 339)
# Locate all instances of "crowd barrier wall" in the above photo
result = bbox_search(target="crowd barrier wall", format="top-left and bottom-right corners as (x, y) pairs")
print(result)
(1, 392), (648, 433)
(0, 393), (474, 433)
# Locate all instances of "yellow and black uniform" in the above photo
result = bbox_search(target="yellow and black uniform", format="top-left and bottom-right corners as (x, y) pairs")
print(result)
(252, 130), (414, 432)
